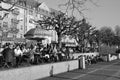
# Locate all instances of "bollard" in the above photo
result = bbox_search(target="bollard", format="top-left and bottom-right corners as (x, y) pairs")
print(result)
(117, 53), (120, 59)
(78, 55), (85, 69)
(107, 54), (111, 62)
(67, 64), (70, 72)
(50, 66), (54, 77)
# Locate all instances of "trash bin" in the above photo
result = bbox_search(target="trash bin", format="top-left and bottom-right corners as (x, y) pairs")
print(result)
(117, 53), (120, 59)
(107, 54), (111, 62)
(78, 55), (85, 69)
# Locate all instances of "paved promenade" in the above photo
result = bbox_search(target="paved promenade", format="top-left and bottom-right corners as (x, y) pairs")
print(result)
(38, 60), (120, 80)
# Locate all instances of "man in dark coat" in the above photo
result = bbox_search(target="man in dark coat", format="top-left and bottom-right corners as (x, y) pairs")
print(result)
(65, 47), (70, 60)
(2, 44), (15, 68)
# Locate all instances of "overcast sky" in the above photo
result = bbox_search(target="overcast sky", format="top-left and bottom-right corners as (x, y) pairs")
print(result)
(39, 0), (120, 29)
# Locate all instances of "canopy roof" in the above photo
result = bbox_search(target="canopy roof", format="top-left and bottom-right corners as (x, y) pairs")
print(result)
(24, 27), (52, 41)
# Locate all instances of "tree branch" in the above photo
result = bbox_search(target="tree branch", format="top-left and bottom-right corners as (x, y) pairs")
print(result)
(59, 0), (98, 18)
(0, 0), (18, 12)
(0, 12), (9, 20)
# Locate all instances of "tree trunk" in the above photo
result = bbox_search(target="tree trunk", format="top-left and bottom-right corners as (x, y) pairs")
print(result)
(57, 33), (62, 50)
(97, 41), (101, 52)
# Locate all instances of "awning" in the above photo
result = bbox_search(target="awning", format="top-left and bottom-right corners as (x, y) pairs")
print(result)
(24, 27), (52, 41)
(62, 42), (77, 47)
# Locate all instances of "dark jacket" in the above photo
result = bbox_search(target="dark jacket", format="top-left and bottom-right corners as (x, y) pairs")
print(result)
(2, 48), (15, 62)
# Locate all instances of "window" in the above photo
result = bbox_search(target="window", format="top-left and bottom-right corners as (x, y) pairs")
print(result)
(3, 22), (8, 27)
(11, 21), (17, 28)
(13, 34), (16, 38)
(20, 34), (23, 38)
(21, 25), (23, 30)
(29, 18), (33, 23)
(12, 8), (20, 15)
(29, 10), (33, 15)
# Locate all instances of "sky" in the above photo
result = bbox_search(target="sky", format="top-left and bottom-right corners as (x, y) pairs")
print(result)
(39, 0), (120, 29)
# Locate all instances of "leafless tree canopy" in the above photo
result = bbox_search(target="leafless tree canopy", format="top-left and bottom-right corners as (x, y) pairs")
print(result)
(59, 0), (99, 18)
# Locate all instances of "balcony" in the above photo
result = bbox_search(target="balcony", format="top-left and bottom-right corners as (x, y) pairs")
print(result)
(3, 22), (8, 27)
(12, 9), (20, 15)
(11, 18), (19, 24)
(9, 27), (19, 34)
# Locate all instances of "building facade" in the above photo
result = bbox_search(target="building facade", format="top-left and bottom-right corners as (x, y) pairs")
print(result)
(0, 0), (77, 46)
(0, 0), (56, 43)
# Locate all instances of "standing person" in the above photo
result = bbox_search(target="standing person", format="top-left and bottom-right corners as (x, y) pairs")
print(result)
(65, 47), (70, 60)
(52, 45), (58, 62)
(0, 45), (4, 67)
(14, 45), (23, 67)
(2, 44), (15, 68)
(0, 45), (4, 53)
(21, 46), (27, 54)
(57, 49), (63, 61)
(61, 47), (66, 60)
(34, 48), (40, 64)
(29, 46), (37, 64)
(69, 48), (74, 59)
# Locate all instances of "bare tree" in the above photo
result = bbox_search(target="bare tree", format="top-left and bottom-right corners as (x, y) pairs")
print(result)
(37, 12), (78, 49)
(59, 0), (99, 17)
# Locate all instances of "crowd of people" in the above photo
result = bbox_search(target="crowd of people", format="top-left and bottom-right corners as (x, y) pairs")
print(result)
(84, 55), (104, 65)
(0, 42), (74, 68)
(0, 41), (105, 70)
